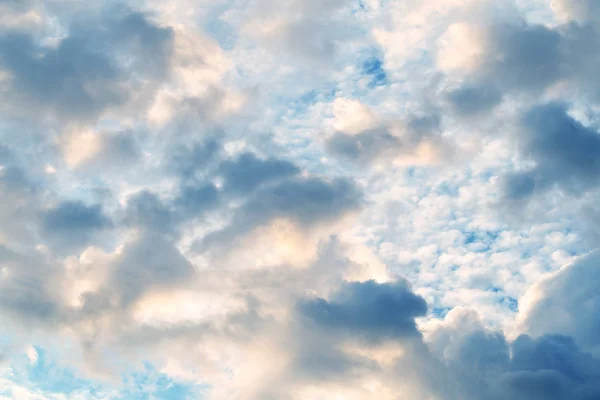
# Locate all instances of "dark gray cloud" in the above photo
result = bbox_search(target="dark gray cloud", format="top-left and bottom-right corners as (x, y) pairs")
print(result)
(326, 115), (442, 165)
(218, 152), (300, 195)
(0, 32), (123, 121)
(503, 103), (600, 201)
(0, 245), (62, 326)
(198, 176), (362, 251)
(427, 318), (600, 400)
(109, 232), (196, 306)
(168, 139), (220, 181)
(0, 145), (34, 194)
(446, 84), (503, 116)
(444, 14), (600, 110)
(173, 183), (219, 218)
(40, 200), (111, 251)
(298, 279), (427, 342)
(0, 7), (173, 122)
(124, 191), (176, 235)
(495, 334), (600, 400)
(486, 23), (563, 93)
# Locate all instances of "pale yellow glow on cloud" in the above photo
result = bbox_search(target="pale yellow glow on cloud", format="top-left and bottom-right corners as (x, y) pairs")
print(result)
(392, 140), (444, 166)
(62, 247), (116, 309)
(62, 130), (102, 168)
(172, 27), (232, 93)
(437, 23), (486, 73)
(237, 218), (319, 269)
(131, 289), (243, 325)
(331, 98), (378, 134)
(147, 25), (243, 126)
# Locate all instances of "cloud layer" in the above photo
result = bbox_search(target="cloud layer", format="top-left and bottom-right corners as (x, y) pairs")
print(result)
(0, 0), (599, 399)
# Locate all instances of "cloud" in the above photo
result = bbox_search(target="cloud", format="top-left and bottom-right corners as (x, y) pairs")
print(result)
(107, 232), (197, 307)
(217, 152), (300, 195)
(0, 6), (173, 122)
(0, 245), (62, 326)
(167, 139), (221, 181)
(1, 0), (600, 398)
(40, 201), (111, 252)
(298, 279), (427, 341)
(518, 250), (600, 355)
(124, 190), (176, 236)
(198, 175), (362, 252)
(552, 0), (600, 23)
(503, 103), (600, 201)
(445, 84), (503, 116)
(240, 0), (356, 65)
(325, 101), (447, 166)
(61, 129), (140, 170)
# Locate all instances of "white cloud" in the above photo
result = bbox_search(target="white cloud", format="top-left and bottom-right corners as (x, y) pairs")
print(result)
(0, 0), (599, 398)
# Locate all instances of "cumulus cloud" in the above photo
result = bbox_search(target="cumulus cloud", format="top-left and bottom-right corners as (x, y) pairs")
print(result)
(40, 200), (111, 252)
(1, 0), (600, 398)
(503, 103), (600, 201)
(298, 279), (427, 342)
(518, 250), (600, 355)
(325, 99), (448, 166)
(0, 6), (173, 122)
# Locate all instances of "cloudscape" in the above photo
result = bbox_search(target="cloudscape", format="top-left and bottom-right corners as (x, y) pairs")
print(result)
(1, 0), (600, 399)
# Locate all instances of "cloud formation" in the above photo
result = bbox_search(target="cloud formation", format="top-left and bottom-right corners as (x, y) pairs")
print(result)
(0, 0), (600, 399)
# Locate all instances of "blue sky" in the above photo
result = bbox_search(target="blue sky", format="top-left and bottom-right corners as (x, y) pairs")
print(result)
(1, 0), (600, 399)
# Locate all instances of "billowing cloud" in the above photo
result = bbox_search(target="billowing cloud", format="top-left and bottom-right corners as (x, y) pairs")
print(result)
(40, 200), (111, 251)
(518, 250), (600, 355)
(0, 6), (173, 122)
(298, 279), (427, 342)
(503, 103), (600, 201)
(0, 0), (599, 398)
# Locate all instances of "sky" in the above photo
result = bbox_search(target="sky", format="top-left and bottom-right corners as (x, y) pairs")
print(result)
(0, 0), (600, 398)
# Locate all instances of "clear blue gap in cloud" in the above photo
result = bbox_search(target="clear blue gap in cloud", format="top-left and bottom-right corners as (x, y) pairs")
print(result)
(3, 346), (209, 399)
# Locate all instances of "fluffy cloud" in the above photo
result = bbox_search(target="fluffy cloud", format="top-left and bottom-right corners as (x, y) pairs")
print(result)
(0, 0), (600, 398)
(0, 6), (173, 122)
(503, 103), (600, 201)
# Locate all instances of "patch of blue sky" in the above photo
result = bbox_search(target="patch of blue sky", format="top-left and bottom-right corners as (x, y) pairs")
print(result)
(119, 363), (208, 400)
(434, 181), (460, 197)
(202, 4), (238, 50)
(283, 86), (338, 119)
(432, 306), (452, 319)
(3, 348), (207, 400)
(7, 347), (95, 396)
(463, 231), (499, 253)
(499, 296), (519, 313)
(362, 57), (388, 88)
(355, 0), (367, 12)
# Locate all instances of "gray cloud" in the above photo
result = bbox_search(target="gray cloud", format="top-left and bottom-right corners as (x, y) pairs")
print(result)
(40, 200), (111, 252)
(520, 250), (600, 356)
(0, 245), (62, 327)
(0, 7), (173, 122)
(218, 152), (300, 195)
(124, 190), (176, 236)
(109, 232), (196, 307)
(168, 139), (221, 181)
(486, 23), (563, 93)
(503, 103), (600, 201)
(446, 84), (503, 116)
(326, 128), (401, 164)
(298, 279), (427, 342)
(199, 176), (362, 251)
(326, 115), (443, 165)
(173, 183), (220, 218)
